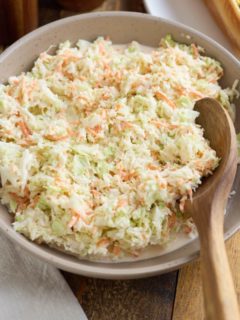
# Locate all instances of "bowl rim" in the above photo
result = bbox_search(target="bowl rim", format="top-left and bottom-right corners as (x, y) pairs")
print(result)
(0, 11), (239, 279)
(1, 11), (239, 66)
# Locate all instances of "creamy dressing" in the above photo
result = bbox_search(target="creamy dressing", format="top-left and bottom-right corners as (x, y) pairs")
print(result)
(2, 38), (227, 262)
(91, 232), (197, 263)
(114, 43), (154, 53)
(90, 43), (199, 263)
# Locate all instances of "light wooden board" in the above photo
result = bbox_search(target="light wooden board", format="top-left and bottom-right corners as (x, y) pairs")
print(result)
(172, 232), (240, 320)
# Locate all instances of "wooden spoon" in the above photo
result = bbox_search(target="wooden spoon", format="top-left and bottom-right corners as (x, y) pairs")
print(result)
(185, 97), (239, 320)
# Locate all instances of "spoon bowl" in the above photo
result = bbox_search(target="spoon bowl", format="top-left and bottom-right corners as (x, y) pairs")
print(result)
(192, 98), (236, 201)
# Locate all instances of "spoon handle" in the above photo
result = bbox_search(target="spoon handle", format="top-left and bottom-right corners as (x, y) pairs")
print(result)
(199, 223), (240, 320)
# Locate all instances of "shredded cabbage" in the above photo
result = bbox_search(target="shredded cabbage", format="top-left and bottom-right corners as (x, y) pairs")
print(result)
(0, 35), (238, 259)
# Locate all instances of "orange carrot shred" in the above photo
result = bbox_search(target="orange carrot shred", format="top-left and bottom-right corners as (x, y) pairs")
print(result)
(112, 246), (121, 256)
(155, 92), (176, 108)
(97, 238), (110, 247)
(17, 121), (32, 137)
(44, 134), (69, 141)
(168, 213), (176, 229)
(191, 43), (199, 59)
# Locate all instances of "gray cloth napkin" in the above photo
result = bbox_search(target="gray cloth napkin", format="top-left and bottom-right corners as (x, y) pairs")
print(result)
(0, 233), (88, 320)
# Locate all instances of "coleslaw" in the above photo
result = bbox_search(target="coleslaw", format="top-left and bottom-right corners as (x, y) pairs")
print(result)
(0, 35), (238, 259)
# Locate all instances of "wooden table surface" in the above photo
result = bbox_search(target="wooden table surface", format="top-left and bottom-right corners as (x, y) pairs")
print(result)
(1, 1), (239, 319)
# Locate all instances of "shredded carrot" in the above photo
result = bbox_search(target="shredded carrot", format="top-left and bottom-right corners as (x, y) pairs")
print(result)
(151, 120), (178, 130)
(62, 70), (74, 81)
(174, 85), (186, 95)
(24, 186), (30, 197)
(188, 90), (204, 99)
(91, 189), (100, 197)
(155, 91), (176, 108)
(131, 81), (142, 90)
(9, 188), (30, 211)
(147, 164), (159, 170)
(17, 121), (32, 137)
(99, 43), (106, 55)
(62, 55), (79, 63)
(117, 198), (128, 208)
(25, 81), (37, 97)
(87, 125), (102, 136)
(78, 75), (86, 81)
(120, 121), (133, 130)
(158, 182), (166, 189)
(9, 192), (26, 204)
(76, 95), (89, 102)
(119, 170), (137, 181)
(19, 140), (36, 147)
(191, 43), (199, 59)
(174, 85), (204, 99)
(97, 238), (110, 247)
(68, 215), (78, 228)
(101, 109), (107, 119)
(44, 134), (69, 141)
(67, 128), (76, 137)
(151, 150), (159, 160)
(130, 250), (140, 257)
(55, 62), (63, 73)
(70, 209), (91, 225)
(179, 196), (187, 212)
(30, 194), (40, 208)
(69, 120), (81, 125)
(183, 225), (192, 234)
(168, 213), (176, 229)
(92, 125), (102, 133)
(112, 245), (121, 256)
(209, 78), (218, 83)
(102, 92), (110, 100)
(114, 104), (122, 111)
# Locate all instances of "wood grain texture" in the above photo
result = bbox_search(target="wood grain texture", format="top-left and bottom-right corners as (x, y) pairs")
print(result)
(4, 0), (38, 42)
(186, 98), (239, 320)
(173, 232), (240, 320)
(172, 259), (204, 320)
(56, 0), (105, 12)
(204, 0), (240, 56)
(62, 271), (178, 320)
(227, 232), (240, 304)
(39, 0), (145, 26)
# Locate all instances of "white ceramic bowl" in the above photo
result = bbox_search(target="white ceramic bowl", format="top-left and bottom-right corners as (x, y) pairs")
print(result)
(0, 12), (239, 279)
